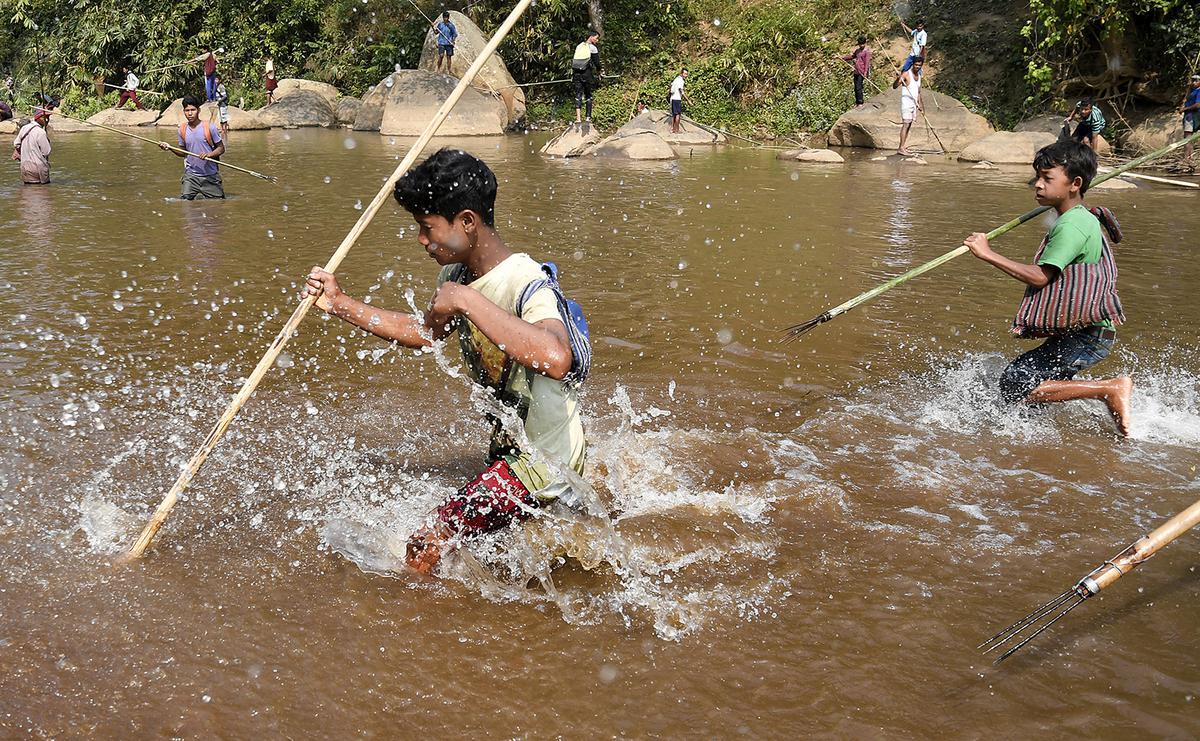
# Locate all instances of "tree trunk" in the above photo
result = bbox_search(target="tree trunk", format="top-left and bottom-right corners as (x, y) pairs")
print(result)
(585, 0), (604, 37)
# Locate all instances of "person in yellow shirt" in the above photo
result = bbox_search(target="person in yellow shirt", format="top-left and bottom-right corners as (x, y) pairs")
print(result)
(303, 149), (589, 575)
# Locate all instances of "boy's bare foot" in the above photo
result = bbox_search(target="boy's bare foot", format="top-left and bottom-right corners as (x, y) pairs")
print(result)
(1105, 376), (1133, 436)
(405, 525), (449, 575)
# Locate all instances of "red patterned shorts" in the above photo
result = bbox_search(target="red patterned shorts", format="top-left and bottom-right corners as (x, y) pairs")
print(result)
(435, 458), (538, 536)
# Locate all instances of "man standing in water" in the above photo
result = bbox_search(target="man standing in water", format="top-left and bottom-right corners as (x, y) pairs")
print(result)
(12, 106), (51, 184)
(158, 96), (225, 200)
(964, 140), (1132, 435)
(571, 30), (601, 123)
(894, 55), (923, 156)
(433, 12), (458, 74)
(669, 68), (689, 134)
(303, 149), (588, 575)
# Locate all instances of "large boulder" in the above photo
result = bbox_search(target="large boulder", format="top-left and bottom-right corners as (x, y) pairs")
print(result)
(86, 108), (161, 127)
(540, 122), (602, 157)
(417, 11), (525, 123)
(354, 74), (394, 131)
(827, 88), (993, 152)
(379, 69), (506, 136)
(273, 78), (341, 108)
(254, 90), (336, 128)
(776, 148), (845, 163)
(157, 99), (266, 130)
(958, 131), (1057, 164)
(614, 108), (726, 145)
(590, 130), (676, 160)
(0, 119), (17, 134)
(1125, 111), (1183, 156)
(1015, 114), (1065, 136)
(334, 96), (361, 126)
(46, 115), (92, 133)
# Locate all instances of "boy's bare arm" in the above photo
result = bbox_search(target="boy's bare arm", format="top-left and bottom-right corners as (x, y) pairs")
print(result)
(432, 282), (572, 380)
(304, 268), (435, 348)
(963, 233), (1058, 288)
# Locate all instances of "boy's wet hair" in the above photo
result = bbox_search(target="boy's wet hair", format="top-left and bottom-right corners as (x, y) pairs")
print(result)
(1033, 140), (1098, 194)
(181, 95), (202, 109)
(393, 148), (497, 226)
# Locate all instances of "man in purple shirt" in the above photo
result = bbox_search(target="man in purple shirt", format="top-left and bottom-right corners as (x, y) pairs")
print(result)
(159, 95), (226, 199)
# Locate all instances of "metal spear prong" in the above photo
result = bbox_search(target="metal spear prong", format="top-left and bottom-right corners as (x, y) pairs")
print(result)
(980, 586), (1089, 663)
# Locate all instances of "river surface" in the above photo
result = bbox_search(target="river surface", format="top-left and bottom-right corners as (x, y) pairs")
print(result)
(2, 127), (1199, 737)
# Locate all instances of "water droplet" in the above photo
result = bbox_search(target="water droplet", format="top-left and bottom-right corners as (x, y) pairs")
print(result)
(713, 17), (721, 26)
(343, 137), (357, 150)
(717, 328), (733, 345)
(324, 176), (332, 184)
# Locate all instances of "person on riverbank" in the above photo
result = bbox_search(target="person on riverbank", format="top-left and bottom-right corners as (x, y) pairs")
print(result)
(433, 11), (458, 74)
(158, 96), (225, 200)
(894, 55), (923, 156)
(214, 75), (230, 138)
(898, 18), (927, 72)
(1179, 74), (1200, 171)
(839, 36), (872, 107)
(963, 140), (1132, 435)
(0, 99), (12, 122)
(303, 148), (589, 576)
(571, 30), (601, 123)
(670, 68), (690, 134)
(1063, 98), (1105, 152)
(193, 46), (218, 102)
(115, 65), (144, 110)
(12, 106), (51, 185)
(265, 69), (278, 105)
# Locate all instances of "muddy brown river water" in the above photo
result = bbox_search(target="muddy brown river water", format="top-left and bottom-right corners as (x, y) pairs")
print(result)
(2, 127), (1199, 737)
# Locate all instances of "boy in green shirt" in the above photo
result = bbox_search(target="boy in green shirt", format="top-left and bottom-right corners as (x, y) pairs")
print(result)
(304, 149), (587, 574)
(964, 140), (1132, 435)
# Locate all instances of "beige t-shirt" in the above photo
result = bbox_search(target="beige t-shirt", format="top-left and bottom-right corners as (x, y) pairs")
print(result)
(437, 253), (586, 495)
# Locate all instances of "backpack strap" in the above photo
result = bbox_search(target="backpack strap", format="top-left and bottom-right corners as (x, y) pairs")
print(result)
(180, 121), (216, 149)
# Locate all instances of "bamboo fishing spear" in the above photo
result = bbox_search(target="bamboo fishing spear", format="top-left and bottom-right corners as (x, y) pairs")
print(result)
(783, 129), (1200, 340)
(122, 0), (535, 560)
(833, 55), (946, 154)
(43, 109), (277, 182)
(980, 496), (1200, 663)
(103, 82), (168, 97)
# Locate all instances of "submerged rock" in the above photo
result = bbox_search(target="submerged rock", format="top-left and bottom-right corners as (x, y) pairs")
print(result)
(958, 131), (1057, 164)
(1091, 177), (1138, 191)
(776, 148), (845, 163)
(613, 109), (726, 145)
(254, 90), (337, 128)
(827, 88), (992, 152)
(417, 10), (525, 123)
(379, 69), (506, 136)
(970, 161), (999, 170)
(590, 130), (676, 160)
(86, 108), (161, 127)
(540, 122), (602, 157)
(334, 96), (361, 127)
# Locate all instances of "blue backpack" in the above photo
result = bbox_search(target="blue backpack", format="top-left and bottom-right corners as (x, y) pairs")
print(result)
(515, 262), (591, 386)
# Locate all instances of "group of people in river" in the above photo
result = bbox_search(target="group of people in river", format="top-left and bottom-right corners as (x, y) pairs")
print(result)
(5, 13), (1190, 576)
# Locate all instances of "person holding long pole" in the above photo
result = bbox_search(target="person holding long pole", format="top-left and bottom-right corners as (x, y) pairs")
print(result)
(893, 55), (924, 156)
(962, 140), (1132, 435)
(12, 106), (51, 185)
(114, 65), (145, 110)
(838, 36), (871, 108)
(158, 96), (226, 200)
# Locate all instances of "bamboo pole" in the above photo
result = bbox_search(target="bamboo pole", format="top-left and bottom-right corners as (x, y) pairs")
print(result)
(834, 55), (945, 153)
(783, 129), (1200, 340)
(122, 0), (535, 560)
(1097, 165), (1198, 189)
(103, 82), (168, 97)
(980, 495), (1200, 662)
(43, 109), (277, 182)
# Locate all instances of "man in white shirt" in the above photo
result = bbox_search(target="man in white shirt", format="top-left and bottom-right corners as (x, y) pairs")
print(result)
(898, 18), (928, 72)
(115, 65), (144, 110)
(669, 68), (689, 133)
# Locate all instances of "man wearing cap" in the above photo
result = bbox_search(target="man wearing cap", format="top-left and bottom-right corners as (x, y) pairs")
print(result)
(12, 107), (52, 184)
(1179, 74), (1200, 171)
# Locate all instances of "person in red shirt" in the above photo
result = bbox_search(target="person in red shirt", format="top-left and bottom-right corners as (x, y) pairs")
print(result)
(839, 36), (872, 107)
(192, 46), (219, 102)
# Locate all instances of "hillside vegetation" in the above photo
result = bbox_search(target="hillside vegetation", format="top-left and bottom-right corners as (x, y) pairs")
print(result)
(2, 0), (1198, 140)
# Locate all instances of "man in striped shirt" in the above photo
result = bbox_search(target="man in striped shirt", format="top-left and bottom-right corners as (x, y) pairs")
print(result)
(962, 140), (1133, 435)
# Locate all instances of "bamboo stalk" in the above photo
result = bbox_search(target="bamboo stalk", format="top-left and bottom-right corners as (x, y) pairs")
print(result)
(1097, 165), (1198, 189)
(43, 109), (277, 182)
(783, 129), (1200, 340)
(122, 0), (535, 560)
